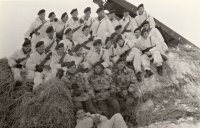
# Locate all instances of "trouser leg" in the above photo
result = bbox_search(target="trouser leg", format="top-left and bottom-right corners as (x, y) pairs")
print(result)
(84, 99), (96, 114)
(97, 100), (109, 117)
(141, 54), (151, 70)
(26, 70), (35, 80)
(152, 51), (163, 67)
(33, 72), (44, 90)
(103, 113), (128, 128)
(11, 68), (23, 81)
(106, 97), (120, 115)
(43, 69), (51, 82)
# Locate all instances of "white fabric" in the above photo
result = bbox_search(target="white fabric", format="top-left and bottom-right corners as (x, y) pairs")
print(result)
(111, 19), (120, 29)
(53, 20), (66, 33)
(91, 16), (115, 45)
(135, 10), (156, 28)
(59, 38), (78, 51)
(115, 39), (134, 56)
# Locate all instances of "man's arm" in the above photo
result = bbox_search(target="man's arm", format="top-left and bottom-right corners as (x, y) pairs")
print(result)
(24, 21), (36, 39)
(130, 18), (138, 32)
(8, 50), (19, 67)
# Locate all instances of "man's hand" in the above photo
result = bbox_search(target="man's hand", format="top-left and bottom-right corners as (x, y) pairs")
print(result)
(145, 51), (151, 56)
(35, 65), (43, 72)
(93, 115), (101, 126)
(61, 62), (69, 67)
(88, 36), (95, 41)
(46, 52), (52, 60)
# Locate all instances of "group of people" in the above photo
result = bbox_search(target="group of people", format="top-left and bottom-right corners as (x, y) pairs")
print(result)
(8, 3), (169, 128)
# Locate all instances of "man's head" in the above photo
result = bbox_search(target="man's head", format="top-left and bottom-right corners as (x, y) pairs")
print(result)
(142, 21), (150, 30)
(110, 32), (118, 42)
(84, 7), (91, 17)
(61, 12), (68, 23)
(134, 28), (141, 38)
(93, 39), (102, 52)
(75, 108), (86, 120)
(137, 4), (144, 15)
(105, 37), (112, 49)
(123, 9), (129, 18)
(48, 12), (56, 21)
(71, 8), (78, 18)
(35, 41), (45, 53)
(115, 25), (122, 35)
(65, 28), (73, 40)
(96, 7), (104, 17)
(38, 9), (45, 20)
(141, 28), (149, 39)
(108, 10), (116, 20)
(22, 39), (31, 52)
(55, 43), (64, 55)
(82, 25), (90, 36)
(94, 62), (104, 74)
(116, 58), (125, 70)
(46, 26), (54, 39)
(116, 35), (124, 47)
(68, 61), (76, 74)
(73, 44), (82, 56)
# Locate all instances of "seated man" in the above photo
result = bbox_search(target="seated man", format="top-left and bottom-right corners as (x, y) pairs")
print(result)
(80, 39), (111, 76)
(135, 28), (167, 76)
(135, 4), (156, 29)
(126, 28), (141, 41)
(104, 37), (119, 65)
(142, 21), (168, 51)
(112, 58), (139, 125)
(76, 25), (96, 53)
(50, 43), (70, 78)
(75, 108), (127, 128)
(59, 28), (78, 52)
(8, 39), (32, 83)
(108, 10), (119, 29)
(61, 61), (96, 114)
(115, 35), (142, 82)
(88, 62), (120, 117)
(26, 41), (52, 90)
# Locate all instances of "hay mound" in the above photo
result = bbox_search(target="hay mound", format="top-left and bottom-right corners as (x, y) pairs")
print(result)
(18, 78), (75, 128)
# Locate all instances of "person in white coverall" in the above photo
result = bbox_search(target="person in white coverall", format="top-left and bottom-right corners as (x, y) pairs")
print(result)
(24, 9), (50, 51)
(91, 7), (115, 45)
(80, 7), (94, 31)
(26, 41), (52, 90)
(119, 9), (138, 38)
(135, 4), (156, 29)
(75, 108), (127, 128)
(135, 28), (167, 77)
(65, 8), (85, 42)
(8, 39), (32, 83)
(142, 21), (168, 51)
(108, 10), (120, 29)
(115, 35), (142, 82)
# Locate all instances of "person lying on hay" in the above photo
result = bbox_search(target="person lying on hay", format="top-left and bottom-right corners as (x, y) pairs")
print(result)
(75, 108), (128, 128)
(112, 58), (139, 126)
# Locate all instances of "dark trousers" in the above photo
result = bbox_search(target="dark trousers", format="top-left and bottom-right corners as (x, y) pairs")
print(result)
(97, 97), (120, 117)
(73, 99), (96, 114)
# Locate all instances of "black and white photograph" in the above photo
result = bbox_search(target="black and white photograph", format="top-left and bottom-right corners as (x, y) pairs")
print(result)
(0, 0), (200, 127)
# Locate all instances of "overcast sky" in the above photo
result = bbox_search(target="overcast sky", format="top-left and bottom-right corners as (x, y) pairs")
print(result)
(0, 0), (199, 58)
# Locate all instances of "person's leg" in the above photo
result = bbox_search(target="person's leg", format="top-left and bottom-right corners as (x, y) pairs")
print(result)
(106, 97), (120, 115)
(132, 48), (142, 74)
(84, 99), (97, 114)
(97, 100), (109, 117)
(152, 51), (163, 67)
(11, 68), (23, 81)
(44, 70), (51, 82)
(141, 54), (151, 71)
(103, 113), (128, 128)
(33, 72), (44, 90)
(26, 70), (35, 80)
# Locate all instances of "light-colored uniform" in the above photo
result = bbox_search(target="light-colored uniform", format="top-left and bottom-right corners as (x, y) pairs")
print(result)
(116, 39), (142, 73)
(53, 20), (66, 33)
(75, 113), (127, 128)
(135, 10), (156, 28)
(110, 18), (119, 29)
(91, 16), (115, 45)
(65, 53), (84, 67)
(105, 45), (120, 65)
(119, 16), (138, 38)
(8, 49), (30, 81)
(76, 34), (94, 53)
(80, 15), (94, 29)
(65, 17), (84, 42)
(135, 36), (165, 70)
(59, 38), (78, 51)
(40, 36), (57, 53)
(148, 28), (168, 51)
(49, 52), (68, 78)
(26, 51), (51, 90)
(24, 18), (50, 50)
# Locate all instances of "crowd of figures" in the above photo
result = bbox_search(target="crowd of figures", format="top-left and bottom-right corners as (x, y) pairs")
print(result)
(8, 3), (169, 128)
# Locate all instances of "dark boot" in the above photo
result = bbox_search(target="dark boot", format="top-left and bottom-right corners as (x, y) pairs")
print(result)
(13, 81), (22, 91)
(126, 62), (133, 69)
(145, 70), (153, 78)
(136, 72), (142, 82)
(157, 66), (163, 76)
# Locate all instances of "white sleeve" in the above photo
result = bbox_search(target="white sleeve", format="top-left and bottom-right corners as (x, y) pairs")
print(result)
(24, 21), (36, 39)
